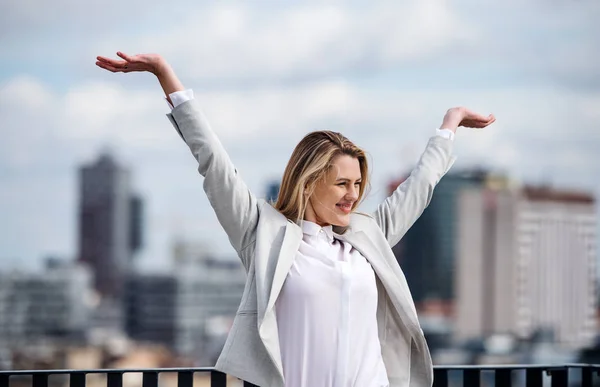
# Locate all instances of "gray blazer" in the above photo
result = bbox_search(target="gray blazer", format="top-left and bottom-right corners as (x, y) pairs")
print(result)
(167, 100), (456, 387)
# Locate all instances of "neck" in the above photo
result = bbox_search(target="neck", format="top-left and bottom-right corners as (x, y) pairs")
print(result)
(303, 202), (329, 227)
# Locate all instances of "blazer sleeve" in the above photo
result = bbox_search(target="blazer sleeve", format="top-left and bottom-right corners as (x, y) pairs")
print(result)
(371, 135), (456, 248)
(166, 99), (259, 265)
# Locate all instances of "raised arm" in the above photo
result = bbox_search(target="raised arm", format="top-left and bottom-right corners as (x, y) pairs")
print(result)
(373, 107), (495, 247)
(96, 53), (260, 267)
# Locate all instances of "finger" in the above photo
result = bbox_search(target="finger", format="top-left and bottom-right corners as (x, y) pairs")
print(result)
(97, 56), (127, 68)
(478, 117), (495, 128)
(96, 61), (121, 73)
(477, 114), (495, 124)
(117, 51), (133, 62)
(475, 113), (491, 121)
(96, 62), (117, 72)
(96, 56), (118, 65)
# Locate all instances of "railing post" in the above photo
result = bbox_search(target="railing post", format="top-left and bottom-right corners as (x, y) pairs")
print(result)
(526, 368), (543, 387)
(582, 366), (593, 387)
(32, 374), (47, 387)
(142, 372), (158, 387)
(177, 371), (193, 387)
(70, 373), (86, 387)
(495, 369), (511, 387)
(106, 373), (122, 387)
(210, 371), (226, 387)
(433, 368), (448, 387)
(548, 367), (568, 387)
(463, 369), (480, 387)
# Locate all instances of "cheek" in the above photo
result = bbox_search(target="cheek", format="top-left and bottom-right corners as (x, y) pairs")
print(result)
(324, 189), (343, 205)
(312, 188), (339, 208)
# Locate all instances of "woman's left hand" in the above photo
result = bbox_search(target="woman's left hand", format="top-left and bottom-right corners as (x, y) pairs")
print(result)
(441, 107), (496, 132)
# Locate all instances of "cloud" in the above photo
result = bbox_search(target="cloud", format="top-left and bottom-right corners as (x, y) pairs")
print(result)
(126, 1), (476, 83)
(4, 1), (598, 93)
(1, 70), (599, 268)
(0, 76), (59, 168)
(2, 2), (478, 85)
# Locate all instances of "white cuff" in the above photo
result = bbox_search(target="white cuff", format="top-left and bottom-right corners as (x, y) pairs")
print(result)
(166, 89), (194, 110)
(436, 128), (455, 141)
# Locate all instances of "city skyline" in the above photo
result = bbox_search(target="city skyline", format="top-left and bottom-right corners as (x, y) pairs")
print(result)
(1, 1), (599, 270)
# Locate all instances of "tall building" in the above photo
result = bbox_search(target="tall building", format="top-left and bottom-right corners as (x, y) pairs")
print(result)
(455, 185), (597, 349)
(77, 152), (143, 299)
(390, 169), (488, 312)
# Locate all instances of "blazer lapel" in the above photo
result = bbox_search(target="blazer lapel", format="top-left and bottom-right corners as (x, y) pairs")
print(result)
(258, 221), (303, 379)
(337, 230), (422, 336)
(266, 221), (303, 313)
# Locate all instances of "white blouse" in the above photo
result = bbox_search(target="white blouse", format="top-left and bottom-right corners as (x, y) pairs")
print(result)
(275, 221), (389, 387)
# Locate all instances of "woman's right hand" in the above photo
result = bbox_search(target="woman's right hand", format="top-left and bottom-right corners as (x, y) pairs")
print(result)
(96, 52), (166, 76)
(96, 51), (185, 99)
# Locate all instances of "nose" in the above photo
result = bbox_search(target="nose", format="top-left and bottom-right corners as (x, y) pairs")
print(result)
(347, 185), (359, 201)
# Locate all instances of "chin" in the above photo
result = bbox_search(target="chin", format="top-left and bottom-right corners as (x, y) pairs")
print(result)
(332, 214), (351, 227)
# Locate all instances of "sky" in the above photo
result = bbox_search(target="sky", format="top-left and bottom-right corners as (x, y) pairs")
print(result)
(1, 0), (599, 271)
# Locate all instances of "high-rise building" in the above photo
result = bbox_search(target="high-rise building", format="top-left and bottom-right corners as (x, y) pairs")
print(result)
(77, 152), (143, 299)
(390, 169), (489, 312)
(455, 185), (597, 349)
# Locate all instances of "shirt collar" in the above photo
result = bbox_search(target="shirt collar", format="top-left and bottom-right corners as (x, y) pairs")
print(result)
(300, 220), (335, 243)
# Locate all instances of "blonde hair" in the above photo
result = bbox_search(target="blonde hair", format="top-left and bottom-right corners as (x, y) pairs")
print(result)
(274, 130), (369, 222)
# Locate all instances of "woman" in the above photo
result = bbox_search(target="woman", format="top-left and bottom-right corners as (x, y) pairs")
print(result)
(96, 52), (495, 387)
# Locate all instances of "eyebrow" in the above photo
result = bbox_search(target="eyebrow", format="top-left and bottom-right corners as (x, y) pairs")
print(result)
(336, 178), (362, 182)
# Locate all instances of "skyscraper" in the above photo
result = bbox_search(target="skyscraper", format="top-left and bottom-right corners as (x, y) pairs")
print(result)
(390, 169), (488, 313)
(455, 185), (597, 349)
(77, 152), (143, 299)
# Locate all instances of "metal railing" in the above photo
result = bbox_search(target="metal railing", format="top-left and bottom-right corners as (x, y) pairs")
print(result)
(433, 364), (600, 386)
(1, 364), (599, 387)
(0, 368), (256, 387)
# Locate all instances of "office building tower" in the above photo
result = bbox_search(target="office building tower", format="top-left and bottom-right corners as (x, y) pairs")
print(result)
(78, 152), (143, 299)
(455, 185), (597, 349)
(390, 169), (489, 313)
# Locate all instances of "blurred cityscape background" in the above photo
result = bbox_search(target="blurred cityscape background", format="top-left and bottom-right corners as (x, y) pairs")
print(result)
(1, 0), (599, 383)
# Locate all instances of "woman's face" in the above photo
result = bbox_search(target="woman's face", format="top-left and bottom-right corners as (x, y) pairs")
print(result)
(304, 154), (362, 227)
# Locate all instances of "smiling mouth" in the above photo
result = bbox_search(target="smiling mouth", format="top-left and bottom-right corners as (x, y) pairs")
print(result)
(336, 203), (353, 214)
